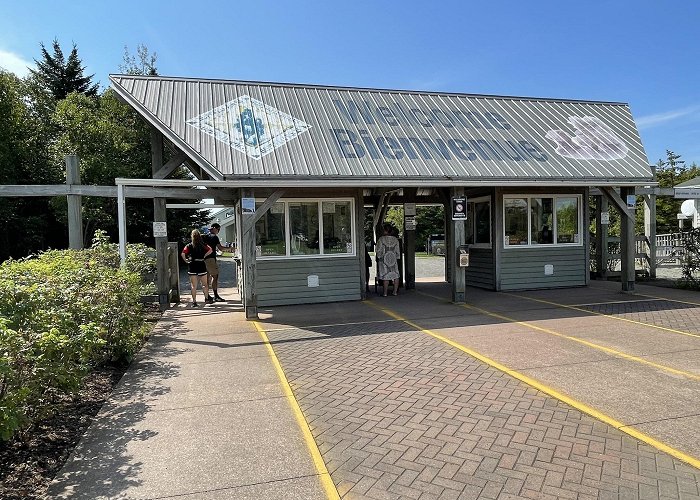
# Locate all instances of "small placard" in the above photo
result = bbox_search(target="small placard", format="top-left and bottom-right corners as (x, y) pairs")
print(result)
(452, 196), (467, 220)
(404, 215), (416, 230)
(600, 211), (610, 225)
(307, 275), (319, 287)
(242, 197), (256, 214)
(544, 264), (554, 276)
(626, 195), (636, 209)
(153, 221), (167, 238)
(404, 203), (416, 217)
(323, 202), (336, 214)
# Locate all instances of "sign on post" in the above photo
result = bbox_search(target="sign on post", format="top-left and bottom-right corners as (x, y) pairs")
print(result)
(242, 197), (256, 214)
(405, 216), (416, 230)
(153, 221), (167, 238)
(600, 211), (610, 225)
(452, 196), (467, 220)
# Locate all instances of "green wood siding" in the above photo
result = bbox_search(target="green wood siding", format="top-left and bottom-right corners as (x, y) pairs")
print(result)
(465, 247), (495, 289)
(257, 257), (360, 306)
(500, 246), (586, 290)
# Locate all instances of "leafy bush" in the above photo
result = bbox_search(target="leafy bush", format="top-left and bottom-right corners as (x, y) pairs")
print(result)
(677, 227), (700, 290)
(0, 237), (155, 441)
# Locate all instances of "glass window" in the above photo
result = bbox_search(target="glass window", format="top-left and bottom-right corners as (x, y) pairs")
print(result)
(556, 197), (579, 244)
(255, 202), (286, 256)
(322, 201), (352, 254)
(531, 198), (553, 245)
(474, 201), (491, 244)
(504, 198), (528, 245)
(289, 202), (320, 255)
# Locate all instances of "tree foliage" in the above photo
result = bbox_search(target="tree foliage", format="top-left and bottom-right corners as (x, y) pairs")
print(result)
(0, 42), (210, 261)
(28, 40), (98, 101)
(653, 151), (700, 234)
(119, 44), (158, 76)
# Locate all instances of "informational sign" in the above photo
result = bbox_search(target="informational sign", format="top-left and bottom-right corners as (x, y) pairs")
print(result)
(307, 275), (319, 287)
(600, 211), (610, 225)
(404, 215), (416, 230)
(452, 196), (467, 220)
(544, 264), (554, 276)
(458, 245), (470, 267)
(674, 188), (700, 199)
(626, 195), (636, 209)
(153, 221), (167, 238)
(404, 203), (416, 217)
(242, 197), (256, 214)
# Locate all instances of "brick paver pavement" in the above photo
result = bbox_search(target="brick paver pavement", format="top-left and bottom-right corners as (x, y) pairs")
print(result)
(578, 299), (700, 335)
(264, 317), (700, 500)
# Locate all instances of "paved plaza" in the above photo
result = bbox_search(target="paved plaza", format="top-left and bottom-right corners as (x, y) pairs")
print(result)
(49, 278), (700, 499)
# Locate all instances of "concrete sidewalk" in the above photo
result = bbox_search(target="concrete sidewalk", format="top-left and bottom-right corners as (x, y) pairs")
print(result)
(48, 288), (330, 499)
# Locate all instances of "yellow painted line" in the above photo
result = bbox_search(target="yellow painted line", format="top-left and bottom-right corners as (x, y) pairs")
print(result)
(509, 293), (700, 340)
(363, 300), (700, 470)
(252, 321), (340, 500)
(415, 291), (700, 381)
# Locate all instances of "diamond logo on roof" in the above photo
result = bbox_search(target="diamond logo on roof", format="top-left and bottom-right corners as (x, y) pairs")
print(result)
(186, 95), (311, 160)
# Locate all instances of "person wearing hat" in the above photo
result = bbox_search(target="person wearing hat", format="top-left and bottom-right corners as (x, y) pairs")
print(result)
(203, 223), (232, 302)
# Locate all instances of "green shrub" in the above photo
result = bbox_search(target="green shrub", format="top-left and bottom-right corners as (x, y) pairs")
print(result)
(0, 237), (155, 441)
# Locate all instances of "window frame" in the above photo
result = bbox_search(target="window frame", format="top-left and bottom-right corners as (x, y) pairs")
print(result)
(467, 196), (492, 248)
(255, 197), (356, 260)
(502, 194), (582, 249)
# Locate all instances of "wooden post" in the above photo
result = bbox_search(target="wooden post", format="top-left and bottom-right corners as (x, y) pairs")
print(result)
(241, 188), (258, 319)
(594, 195), (609, 279)
(66, 155), (83, 249)
(643, 193), (657, 278)
(403, 189), (416, 290)
(450, 186), (466, 302)
(444, 200), (453, 284)
(356, 189), (367, 299)
(151, 130), (169, 311)
(620, 186), (636, 292)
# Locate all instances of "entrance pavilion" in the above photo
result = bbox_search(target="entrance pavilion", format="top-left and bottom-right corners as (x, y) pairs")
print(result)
(110, 75), (654, 318)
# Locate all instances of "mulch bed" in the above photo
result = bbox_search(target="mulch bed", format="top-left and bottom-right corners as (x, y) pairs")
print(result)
(0, 365), (127, 499)
(0, 304), (161, 499)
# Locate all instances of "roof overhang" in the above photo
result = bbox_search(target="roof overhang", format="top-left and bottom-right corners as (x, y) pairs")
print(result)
(110, 74), (655, 186)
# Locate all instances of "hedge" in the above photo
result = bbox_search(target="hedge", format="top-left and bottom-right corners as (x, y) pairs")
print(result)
(0, 232), (155, 441)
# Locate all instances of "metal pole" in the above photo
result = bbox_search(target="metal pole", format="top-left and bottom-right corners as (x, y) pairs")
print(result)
(118, 184), (127, 265)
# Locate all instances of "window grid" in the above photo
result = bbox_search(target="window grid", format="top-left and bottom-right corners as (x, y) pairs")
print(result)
(503, 194), (582, 248)
(257, 198), (356, 259)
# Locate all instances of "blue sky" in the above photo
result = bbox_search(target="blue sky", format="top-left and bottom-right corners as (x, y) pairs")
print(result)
(1, 0), (698, 167)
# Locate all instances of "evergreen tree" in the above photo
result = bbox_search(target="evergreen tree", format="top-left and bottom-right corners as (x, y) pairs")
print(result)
(29, 39), (99, 101)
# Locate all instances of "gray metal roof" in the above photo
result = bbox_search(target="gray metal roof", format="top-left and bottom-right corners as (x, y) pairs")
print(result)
(109, 74), (654, 186)
(675, 176), (700, 188)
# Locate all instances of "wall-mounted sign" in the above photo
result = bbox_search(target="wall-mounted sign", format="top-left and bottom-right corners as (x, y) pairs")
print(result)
(600, 211), (610, 225)
(626, 195), (636, 209)
(307, 275), (319, 287)
(452, 196), (467, 220)
(544, 264), (554, 275)
(153, 221), (167, 238)
(242, 198), (256, 214)
(404, 203), (416, 217)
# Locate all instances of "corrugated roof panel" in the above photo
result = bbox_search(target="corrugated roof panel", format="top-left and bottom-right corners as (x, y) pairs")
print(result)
(109, 75), (654, 185)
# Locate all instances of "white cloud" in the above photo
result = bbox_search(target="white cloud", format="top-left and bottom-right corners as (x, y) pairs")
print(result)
(0, 49), (32, 77)
(636, 104), (700, 129)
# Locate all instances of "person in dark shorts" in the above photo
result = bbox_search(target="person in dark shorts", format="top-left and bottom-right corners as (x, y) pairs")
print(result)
(203, 223), (233, 302)
(181, 229), (213, 307)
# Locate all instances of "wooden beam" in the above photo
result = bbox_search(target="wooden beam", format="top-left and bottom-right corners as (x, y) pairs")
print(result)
(599, 186), (635, 221)
(0, 184), (234, 200)
(243, 190), (285, 235)
(153, 153), (187, 179)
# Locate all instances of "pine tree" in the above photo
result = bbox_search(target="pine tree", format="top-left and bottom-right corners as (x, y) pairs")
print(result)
(29, 39), (99, 100)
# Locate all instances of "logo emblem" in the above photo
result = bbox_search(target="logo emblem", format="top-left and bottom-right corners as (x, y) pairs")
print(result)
(186, 95), (311, 160)
(545, 116), (628, 161)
